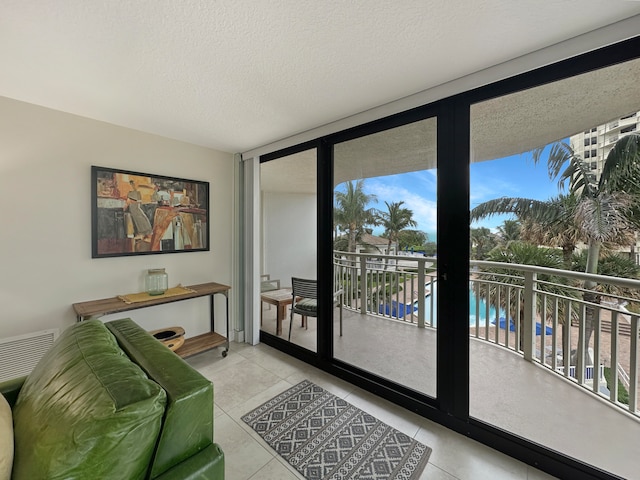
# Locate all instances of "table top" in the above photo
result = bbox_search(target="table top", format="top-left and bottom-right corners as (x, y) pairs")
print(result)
(73, 281), (230, 319)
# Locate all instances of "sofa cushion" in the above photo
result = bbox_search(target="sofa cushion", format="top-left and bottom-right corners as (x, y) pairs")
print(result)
(106, 318), (214, 478)
(0, 394), (12, 480)
(12, 320), (167, 480)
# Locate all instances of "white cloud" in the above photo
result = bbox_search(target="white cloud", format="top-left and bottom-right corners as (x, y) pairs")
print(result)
(367, 180), (437, 234)
(470, 176), (520, 204)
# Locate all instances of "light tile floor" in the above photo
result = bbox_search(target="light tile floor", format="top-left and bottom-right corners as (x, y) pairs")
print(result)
(186, 341), (558, 480)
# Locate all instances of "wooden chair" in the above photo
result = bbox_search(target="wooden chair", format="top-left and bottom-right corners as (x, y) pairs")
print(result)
(288, 277), (343, 341)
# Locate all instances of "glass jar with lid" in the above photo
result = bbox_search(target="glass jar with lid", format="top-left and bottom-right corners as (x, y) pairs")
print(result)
(145, 268), (168, 296)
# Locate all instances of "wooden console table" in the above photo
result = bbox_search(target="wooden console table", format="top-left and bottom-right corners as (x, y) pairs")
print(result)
(72, 282), (230, 358)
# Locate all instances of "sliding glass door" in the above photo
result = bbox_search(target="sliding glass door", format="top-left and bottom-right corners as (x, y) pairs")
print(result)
(469, 57), (640, 479)
(332, 117), (438, 398)
(251, 37), (640, 480)
(259, 147), (318, 352)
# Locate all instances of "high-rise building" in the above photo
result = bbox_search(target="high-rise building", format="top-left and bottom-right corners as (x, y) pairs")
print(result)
(570, 111), (639, 182)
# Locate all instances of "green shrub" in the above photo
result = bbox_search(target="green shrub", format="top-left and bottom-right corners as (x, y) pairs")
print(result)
(603, 367), (629, 405)
(625, 302), (640, 314)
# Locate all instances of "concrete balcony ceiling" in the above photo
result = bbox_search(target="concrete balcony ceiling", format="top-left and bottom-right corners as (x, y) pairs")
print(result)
(261, 57), (640, 193)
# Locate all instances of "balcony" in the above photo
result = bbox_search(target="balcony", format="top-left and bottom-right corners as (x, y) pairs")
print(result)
(261, 251), (640, 478)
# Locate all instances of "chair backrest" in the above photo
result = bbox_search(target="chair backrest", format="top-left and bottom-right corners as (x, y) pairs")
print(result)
(260, 274), (280, 292)
(291, 277), (317, 300)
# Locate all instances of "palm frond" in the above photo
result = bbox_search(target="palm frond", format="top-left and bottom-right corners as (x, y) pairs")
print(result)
(471, 197), (560, 223)
(575, 192), (635, 244)
(559, 156), (597, 197)
(531, 142), (576, 181)
(600, 134), (640, 194)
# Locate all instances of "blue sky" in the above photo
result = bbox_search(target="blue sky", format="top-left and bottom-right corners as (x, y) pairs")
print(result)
(469, 152), (561, 231)
(336, 150), (564, 242)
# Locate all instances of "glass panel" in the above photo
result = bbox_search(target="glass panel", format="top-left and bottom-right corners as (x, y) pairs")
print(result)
(469, 58), (640, 478)
(260, 148), (317, 352)
(333, 117), (438, 398)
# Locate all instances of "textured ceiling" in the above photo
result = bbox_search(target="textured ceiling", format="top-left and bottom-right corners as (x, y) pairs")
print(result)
(2, 1), (640, 154)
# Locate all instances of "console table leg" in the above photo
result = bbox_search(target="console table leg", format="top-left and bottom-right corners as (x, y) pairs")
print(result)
(210, 294), (215, 332)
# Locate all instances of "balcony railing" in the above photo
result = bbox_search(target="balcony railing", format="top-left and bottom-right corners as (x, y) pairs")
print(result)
(333, 250), (640, 418)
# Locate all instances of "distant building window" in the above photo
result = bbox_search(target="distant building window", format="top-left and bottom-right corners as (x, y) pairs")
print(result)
(609, 135), (619, 144)
(621, 113), (635, 120)
(591, 137), (597, 145)
(591, 149), (597, 157)
(621, 124), (637, 134)
(591, 162), (597, 169)
(585, 150), (590, 158)
(584, 138), (590, 146)
(591, 127), (597, 132)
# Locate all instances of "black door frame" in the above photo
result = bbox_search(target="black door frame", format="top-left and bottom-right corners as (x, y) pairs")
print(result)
(258, 35), (640, 480)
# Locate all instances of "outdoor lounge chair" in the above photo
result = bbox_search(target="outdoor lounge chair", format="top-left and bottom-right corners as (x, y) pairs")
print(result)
(288, 277), (343, 341)
(260, 274), (280, 292)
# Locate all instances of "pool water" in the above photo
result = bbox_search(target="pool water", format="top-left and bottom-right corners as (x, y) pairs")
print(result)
(415, 282), (502, 327)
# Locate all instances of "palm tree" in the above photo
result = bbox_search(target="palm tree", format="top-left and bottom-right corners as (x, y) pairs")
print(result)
(496, 219), (521, 245)
(334, 180), (378, 252)
(471, 195), (580, 266)
(535, 135), (640, 345)
(472, 133), (640, 345)
(519, 193), (582, 268)
(376, 201), (417, 257)
(534, 136), (639, 274)
(470, 227), (497, 260)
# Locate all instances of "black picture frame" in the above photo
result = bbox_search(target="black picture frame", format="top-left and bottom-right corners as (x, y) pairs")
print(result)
(91, 166), (210, 258)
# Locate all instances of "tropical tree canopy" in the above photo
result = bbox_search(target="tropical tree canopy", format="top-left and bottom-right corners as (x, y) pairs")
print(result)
(334, 180), (378, 252)
(518, 193), (582, 267)
(531, 134), (640, 282)
(470, 227), (498, 260)
(571, 250), (640, 298)
(376, 201), (417, 254)
(397, 229), (428, 251)
(497, 219), (521, 245)
(472, 134), (640, 275)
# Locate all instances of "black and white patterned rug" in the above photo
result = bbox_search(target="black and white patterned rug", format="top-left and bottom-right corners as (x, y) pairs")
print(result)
(241, 380), (431, 480)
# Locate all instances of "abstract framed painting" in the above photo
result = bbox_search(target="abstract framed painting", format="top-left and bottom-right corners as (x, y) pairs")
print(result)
(91, 166), (210, 258)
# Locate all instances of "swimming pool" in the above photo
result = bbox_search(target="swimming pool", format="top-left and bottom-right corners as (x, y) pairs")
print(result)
(415, 282), (502, 326)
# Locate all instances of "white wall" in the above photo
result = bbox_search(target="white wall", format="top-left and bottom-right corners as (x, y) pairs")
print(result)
(0, 97), (234, 340)
(262, 191), (316, 287)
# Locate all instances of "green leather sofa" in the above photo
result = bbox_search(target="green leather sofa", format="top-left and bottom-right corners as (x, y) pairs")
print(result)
(0, 318), (224, 480)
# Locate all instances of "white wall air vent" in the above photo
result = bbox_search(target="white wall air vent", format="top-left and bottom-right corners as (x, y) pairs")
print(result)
(0, 329), (59, 382)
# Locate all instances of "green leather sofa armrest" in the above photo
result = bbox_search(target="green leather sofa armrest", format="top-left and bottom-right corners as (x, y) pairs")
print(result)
(0, 376), (26, 408)
(153, 443), (224, 480)
(106, 319), (215, 478)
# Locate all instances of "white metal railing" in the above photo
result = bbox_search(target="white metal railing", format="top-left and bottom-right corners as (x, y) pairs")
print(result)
(333, 251), (437, 328)
(333, 250), (640, 417)
(556, 365), (605, 382)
